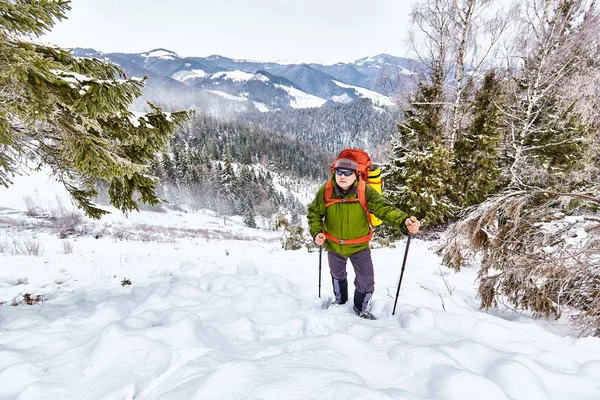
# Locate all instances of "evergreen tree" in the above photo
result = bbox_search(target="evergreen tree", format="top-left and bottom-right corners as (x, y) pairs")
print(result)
(243, 198), (257, 228)
(172, 144), (189, 185)
(161, 153), (177, 186)
(523, 100), (588, 187)
(200, 164), (218, 210)
(453, 70), (505, 207)
(149, 156), (162, 180)
(219, 145), (237, 214)
(0, 0), (190, 218)
(442, 0), (600, 337)
(384, 68), (456, 226)
(186, 149), (202, 186)
(239, 166), (254, 190)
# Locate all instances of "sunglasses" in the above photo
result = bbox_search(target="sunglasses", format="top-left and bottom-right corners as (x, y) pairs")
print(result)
(335, 169), (354, 177)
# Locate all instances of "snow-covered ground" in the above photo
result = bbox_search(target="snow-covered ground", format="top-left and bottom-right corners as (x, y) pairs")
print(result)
(1, 172), (600, 400)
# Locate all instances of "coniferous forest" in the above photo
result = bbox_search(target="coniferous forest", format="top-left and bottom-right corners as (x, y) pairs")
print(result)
(243, 99), (400, 155)
(149, 113), (334, 227)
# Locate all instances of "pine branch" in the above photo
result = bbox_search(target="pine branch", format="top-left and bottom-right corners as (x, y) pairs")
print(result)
(541, 191), (600, 204)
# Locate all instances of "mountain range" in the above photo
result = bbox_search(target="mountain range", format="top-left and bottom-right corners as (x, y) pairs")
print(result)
(72, 48), (419, 113)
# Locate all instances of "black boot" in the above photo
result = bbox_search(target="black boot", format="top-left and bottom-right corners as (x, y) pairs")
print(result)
(331, 276), (348, 305)
(353, 290), (376, 319)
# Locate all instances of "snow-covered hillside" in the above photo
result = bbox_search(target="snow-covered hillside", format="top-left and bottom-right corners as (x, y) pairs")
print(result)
(333, 80), (395, 107)
(1, 172), (599, 399)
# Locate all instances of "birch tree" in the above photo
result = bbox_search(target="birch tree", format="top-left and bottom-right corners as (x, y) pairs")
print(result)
(447, 0), (514, 147)
(408, 0), (511, 146)
(503, 0), (600, 188)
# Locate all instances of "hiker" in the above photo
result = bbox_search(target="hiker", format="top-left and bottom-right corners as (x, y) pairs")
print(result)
(307, 152), (420, 318)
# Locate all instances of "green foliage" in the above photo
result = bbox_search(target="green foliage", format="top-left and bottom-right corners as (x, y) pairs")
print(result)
(390, 143), (456, 226)
(0, 0), (190, 218)
(453, 71), (505, 207)
(275, 214), (308, 251)
(0, 0), (69, 37)
(398, 80), (445, 147)
(523, 100), (588, 183)
(384, 71), (456, 226)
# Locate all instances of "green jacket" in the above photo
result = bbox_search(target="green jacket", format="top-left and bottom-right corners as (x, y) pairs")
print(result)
(307, 176), (408, 257)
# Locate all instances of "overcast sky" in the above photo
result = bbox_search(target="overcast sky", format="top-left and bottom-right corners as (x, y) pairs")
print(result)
(41, 0), (413, 64)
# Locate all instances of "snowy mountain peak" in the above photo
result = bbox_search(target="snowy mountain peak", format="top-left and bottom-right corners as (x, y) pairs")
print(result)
(206, 54), (224, 60)
(354, 53), (397, 67)
(141, 48), (179, 59)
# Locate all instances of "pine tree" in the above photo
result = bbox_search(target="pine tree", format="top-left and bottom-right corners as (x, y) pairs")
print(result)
(523, 100), (588, 187)
(199, 164), (218, 210)
(0, 0), (190, 218)
(161, 153), (177, 186)
(384, 68), (456, 226)
(453, 70), (505, 207)
(172, 144), (189, 185)
(149, 156), (162, 180)
(243, 198), (257, 228)
(219, 145), (237, 214)
(186, 149), (202, 186)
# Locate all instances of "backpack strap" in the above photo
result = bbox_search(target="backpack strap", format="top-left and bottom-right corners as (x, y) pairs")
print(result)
(356, 181), (368, 213)
(324, 181), (368, 213)
(323, 180), (373, 244)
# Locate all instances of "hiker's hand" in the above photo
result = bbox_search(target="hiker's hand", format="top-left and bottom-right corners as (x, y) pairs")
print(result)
(314, 233), (326, 246)
(405, 216), (420, 235)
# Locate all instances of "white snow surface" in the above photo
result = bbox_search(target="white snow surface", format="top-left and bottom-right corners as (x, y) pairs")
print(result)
(333, 80), (395, 107)
(205, 90), (248, 102)
(211, 70), (259, 82)
(171, 69), (208, 82)
(331, 93), (354, 104)
(1, 171), (600, 400)
(355, 55), (385, 66)
(252, 100), (270, 112)
(274, 84), (327, 109)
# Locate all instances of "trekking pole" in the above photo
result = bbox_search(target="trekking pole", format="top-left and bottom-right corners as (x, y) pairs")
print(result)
(318, 246), (322, 298)
(393, 218), (417, 315)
